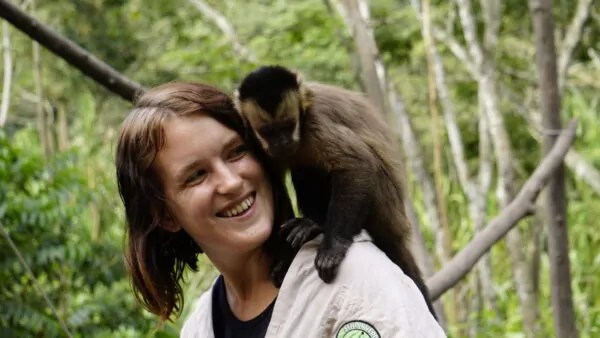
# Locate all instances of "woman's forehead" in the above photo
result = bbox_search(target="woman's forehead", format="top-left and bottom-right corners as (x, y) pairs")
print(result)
(154, 115), (240, 180)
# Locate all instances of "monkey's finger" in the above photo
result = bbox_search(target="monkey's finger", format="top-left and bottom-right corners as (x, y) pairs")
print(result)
(286, 220), (324, 249)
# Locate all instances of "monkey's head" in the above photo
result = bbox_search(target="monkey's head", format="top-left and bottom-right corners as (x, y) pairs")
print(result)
(234, 65), (310, 160)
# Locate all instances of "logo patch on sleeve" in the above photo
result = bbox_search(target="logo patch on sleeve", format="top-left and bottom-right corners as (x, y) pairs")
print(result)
(336, 320), (380, 338)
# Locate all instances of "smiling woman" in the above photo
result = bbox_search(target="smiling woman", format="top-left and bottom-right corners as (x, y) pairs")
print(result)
(114, 81), (296, 336)
(114, 81), (446, 338)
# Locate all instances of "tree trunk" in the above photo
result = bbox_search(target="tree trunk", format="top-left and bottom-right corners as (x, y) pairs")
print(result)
(0, 21), (12, 127)
(420, 0), (458, 328)
(529, 0), (579, 336)
(31, 0), (52, 158)
(335, 0), (388, 116)
(57, 103), (69, 151)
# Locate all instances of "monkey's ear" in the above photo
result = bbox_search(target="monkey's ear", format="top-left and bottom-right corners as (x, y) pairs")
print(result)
(292, 69), (304, 86)
(297, 75), (313, 111)
(232, 88), (242, 112)
(232, 89), (246, 121)
(231, 90), (253, 137)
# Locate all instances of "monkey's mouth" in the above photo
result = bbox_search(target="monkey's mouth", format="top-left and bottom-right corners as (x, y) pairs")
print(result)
(216, 192), (257, 218)
(269, 144), (298, 160)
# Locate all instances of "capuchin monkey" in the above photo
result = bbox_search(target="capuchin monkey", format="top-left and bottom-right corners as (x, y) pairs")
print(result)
(233, 65), (436, 319)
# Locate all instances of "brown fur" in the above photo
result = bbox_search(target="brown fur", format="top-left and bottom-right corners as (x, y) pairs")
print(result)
(235, 70), (436, 319)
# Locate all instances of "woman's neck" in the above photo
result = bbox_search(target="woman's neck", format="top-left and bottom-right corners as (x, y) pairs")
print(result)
(213, 249), (279, 321)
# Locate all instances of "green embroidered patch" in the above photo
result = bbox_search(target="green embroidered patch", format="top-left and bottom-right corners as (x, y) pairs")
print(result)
(336, 320), (381, 338)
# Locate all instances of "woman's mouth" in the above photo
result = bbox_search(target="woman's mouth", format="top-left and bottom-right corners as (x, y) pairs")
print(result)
(217, 192), (256, 218)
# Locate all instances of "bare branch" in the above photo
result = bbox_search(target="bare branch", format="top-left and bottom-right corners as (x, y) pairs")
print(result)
(0, 21), (12, 127)
(187, 0), (258, 63)
(565, 150), (600, 193)
(412, 0), (478, 201)
(454, 0), (483, 67)
(432, 28), (477, 77)
(477, 96), (493, 197)
(427, 120), (578, 300)
(334, 0), (388, 115)
(557, 0), (593, 93)
(480, 0), (501, 53)
(0, 0), (145, 102)
(501, 84), (600, 195)
(412, 0), (475, 76)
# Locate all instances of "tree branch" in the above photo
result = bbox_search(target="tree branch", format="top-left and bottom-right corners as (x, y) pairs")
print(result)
(0, 0), (145, 102)
(557, 0), (593, 93)
(480, 0), (501, 53)
(187, 0), (258, 63)
(0, 21), (12, 127)
(427, 119), (578, 300)
(454, 0), (483, 67)
(500, 84), (600, 195)
(530, 0), (578, 335)
(411, 0), (479, 205)
(432, 28), (477, 77)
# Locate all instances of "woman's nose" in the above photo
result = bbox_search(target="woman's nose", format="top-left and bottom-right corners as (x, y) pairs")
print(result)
(214, 163), (243, 195)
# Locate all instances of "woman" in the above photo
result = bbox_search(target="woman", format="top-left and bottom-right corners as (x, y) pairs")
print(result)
(115, 81), (446, 337)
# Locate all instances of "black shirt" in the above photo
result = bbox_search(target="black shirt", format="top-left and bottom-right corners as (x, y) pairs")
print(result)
(212, 275), (276, 338)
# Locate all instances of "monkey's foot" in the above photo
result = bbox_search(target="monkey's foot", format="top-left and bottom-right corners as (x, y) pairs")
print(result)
(280, 217), (324, 250)
(314, 240), (351, 283)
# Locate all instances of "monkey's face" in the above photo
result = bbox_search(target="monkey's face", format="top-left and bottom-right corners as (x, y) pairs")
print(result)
(239, 98), (301, 160)
(254, 116), (300, 159)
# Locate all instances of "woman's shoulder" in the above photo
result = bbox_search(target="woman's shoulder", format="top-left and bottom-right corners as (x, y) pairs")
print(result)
(271, 230), (446, 337)
(180, 278), (217, 338)
(293, 230), (417, 290)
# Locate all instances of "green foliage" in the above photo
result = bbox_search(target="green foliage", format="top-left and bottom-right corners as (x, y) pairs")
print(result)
(1, 0), (600, 336)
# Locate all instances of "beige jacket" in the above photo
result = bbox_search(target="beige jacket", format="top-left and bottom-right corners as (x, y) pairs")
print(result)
(180, 230), (446, 338)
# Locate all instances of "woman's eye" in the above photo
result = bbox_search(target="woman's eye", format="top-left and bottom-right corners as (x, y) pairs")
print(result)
(229, 144), (248, 160)
(186, 170), (207, 184)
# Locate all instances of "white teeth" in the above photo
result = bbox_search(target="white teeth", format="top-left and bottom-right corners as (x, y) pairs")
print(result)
(221, 195), (254, 217)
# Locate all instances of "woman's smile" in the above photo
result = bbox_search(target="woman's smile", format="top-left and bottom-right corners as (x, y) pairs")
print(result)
(217, 192), (257, 219)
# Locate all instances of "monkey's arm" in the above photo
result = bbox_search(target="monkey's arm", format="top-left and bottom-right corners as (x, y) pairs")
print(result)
(310, 125), (378, 282)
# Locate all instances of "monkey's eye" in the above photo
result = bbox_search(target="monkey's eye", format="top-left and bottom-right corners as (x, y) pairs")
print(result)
(258, 124), (275, 135)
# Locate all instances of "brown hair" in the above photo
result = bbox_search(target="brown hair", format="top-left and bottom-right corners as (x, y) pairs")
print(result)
(115, 81), (293, 323)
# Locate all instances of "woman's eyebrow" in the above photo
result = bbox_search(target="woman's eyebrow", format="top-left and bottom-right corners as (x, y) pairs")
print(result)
(222, 133), (242, 151)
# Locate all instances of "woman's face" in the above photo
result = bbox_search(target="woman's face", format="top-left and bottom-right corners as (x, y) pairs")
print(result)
(153, 113), (274, 261)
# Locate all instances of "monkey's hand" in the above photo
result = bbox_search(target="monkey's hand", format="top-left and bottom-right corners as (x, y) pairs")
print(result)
(315, 237), (352, 283)
(279, 217), (324, 250)
(270, 218), (323, 288)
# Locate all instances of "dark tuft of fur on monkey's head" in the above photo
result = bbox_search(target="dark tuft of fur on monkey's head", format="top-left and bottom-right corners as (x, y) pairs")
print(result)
(237, 65), (300, 116)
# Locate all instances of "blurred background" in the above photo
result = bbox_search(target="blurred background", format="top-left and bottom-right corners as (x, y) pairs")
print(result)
(0, 0), (599, 337)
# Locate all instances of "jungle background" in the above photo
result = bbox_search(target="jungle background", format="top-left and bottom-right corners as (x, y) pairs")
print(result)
(1, 0), (599, 337)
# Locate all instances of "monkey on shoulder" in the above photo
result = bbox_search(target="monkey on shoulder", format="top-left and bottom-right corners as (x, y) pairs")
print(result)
(233, 65), (436, 319)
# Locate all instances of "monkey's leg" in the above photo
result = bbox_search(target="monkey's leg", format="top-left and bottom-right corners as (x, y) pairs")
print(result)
(315, 170), (373, 283)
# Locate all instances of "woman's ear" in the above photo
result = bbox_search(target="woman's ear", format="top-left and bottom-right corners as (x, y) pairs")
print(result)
(152, 204), (182, 232)
(162, 212), (182, 232)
